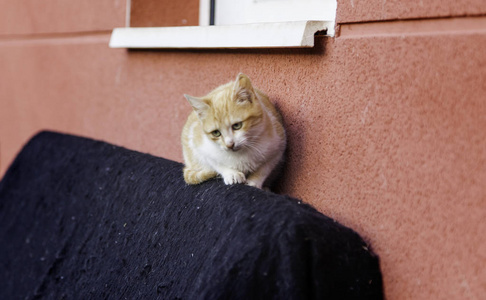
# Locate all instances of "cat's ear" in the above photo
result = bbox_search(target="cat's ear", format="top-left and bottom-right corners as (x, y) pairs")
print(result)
(184, 94), (210, 118)
(233, 73), (255, 104)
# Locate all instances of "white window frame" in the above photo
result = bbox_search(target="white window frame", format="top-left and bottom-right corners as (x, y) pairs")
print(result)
(199, 0), (212, 27)
(200, 0), (336, 26)
(110, 0), (336, 49)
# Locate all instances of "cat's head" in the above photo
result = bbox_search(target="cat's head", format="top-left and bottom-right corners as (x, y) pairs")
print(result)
(185, 73), (264, 152)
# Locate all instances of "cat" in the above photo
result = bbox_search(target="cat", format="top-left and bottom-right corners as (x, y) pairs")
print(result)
(181, 73), (286, 190)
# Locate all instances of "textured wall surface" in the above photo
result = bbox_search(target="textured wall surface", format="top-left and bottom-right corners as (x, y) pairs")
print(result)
(130, 0), (199, 27)
(1, 1), (485, 299)
(337, 0), (486, 23)
(0, 0), (126, 35)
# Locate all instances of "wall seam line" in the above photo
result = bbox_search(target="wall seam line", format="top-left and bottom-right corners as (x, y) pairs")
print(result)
(337, 14), (486, 38)
(0, 30), (113, 42)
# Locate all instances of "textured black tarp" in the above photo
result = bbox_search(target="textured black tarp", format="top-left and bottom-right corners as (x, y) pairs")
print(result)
(0, 131), (383, 299)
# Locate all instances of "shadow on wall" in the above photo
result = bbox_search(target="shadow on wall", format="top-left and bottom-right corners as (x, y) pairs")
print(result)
(273, 96), (308, 194)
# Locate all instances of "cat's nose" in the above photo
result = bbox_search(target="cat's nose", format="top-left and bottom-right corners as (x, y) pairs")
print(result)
(225, 137), (235, 150)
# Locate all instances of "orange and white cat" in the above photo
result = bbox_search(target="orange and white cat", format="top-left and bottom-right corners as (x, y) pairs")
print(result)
(181, 73), (286, 190)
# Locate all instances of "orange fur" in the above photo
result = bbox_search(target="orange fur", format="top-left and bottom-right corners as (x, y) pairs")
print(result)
(181, 73), (286, 189)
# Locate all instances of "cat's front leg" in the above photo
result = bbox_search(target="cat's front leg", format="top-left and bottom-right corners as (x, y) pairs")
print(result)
(183, 167), (218, 185)
(246, 154), (282, 189)
(246, 173), (267, 189)
(216, 167), (246, 185)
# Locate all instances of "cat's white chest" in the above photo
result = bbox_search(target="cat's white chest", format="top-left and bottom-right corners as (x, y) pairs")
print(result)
(196, 135), (271, 174)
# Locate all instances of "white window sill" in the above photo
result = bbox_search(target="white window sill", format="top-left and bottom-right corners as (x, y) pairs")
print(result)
(109, 21), (334, 49)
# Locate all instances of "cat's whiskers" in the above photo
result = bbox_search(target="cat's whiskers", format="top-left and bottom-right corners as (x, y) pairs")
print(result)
(240, 138), (266, 161)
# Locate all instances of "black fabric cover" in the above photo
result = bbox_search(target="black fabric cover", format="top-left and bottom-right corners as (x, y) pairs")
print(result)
(0, 131), (383, 299)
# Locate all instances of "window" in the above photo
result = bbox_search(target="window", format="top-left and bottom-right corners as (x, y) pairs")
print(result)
(200, 0), (336, 26)
(110, 0), (336, 49)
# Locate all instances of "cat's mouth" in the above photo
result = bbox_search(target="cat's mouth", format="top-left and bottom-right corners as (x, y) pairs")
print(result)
(226, 145), (241, 152)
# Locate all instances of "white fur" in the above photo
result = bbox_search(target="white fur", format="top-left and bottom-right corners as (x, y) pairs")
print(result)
(188, 98), (285, 188)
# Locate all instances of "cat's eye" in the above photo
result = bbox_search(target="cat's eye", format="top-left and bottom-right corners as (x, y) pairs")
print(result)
(232, 122), (243, 130)
(211, 130), (221, 137)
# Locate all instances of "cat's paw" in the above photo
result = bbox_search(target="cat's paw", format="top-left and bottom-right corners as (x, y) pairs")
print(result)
(184, 168), (218, 184)
(246, 179), (264, 189)
(222, 171), (246, 185)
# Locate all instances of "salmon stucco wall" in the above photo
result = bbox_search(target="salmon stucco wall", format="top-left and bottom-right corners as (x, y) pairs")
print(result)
(1, 1), (485, 299)
(130, 0), (199, 27)
(337, 0), (486, 23)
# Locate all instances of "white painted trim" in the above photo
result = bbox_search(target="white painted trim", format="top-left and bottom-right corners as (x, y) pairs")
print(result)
(109, 21), (333, 49)
(199, 0), (211, 26)
(215, 0), (336, 26)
